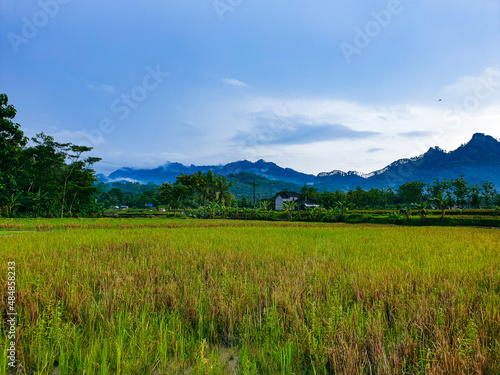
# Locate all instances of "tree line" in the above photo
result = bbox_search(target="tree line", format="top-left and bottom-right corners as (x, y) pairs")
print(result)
(1, 93), (499, 218)
(301, 178), (499, 211)
(0, 94), (100, 217)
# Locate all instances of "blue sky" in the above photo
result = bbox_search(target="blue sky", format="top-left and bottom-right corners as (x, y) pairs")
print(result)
(2, 0), (500, 176)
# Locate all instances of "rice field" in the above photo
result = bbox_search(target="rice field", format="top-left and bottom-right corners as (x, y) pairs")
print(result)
(1, 218), (500, 374)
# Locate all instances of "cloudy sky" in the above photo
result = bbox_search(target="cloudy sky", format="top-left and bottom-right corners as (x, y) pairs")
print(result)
(2, 0), (500, 175)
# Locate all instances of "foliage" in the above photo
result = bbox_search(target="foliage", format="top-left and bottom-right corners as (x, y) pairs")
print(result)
(0, 94), (28, 211)
(0, 95), (100, 217)
(158, 170), (235, 209)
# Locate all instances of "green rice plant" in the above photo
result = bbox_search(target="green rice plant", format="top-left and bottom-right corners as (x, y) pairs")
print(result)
(1, 219), (499, 373)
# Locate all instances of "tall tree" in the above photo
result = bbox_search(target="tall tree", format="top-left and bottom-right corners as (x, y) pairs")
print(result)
(398, 181), (426, 206)
(451, 175), (469, 208)
(193, 170), (216, 206)
(214, 177), (235, 206)
(0, 94), (28, 212)
(431, 192), (447, 219)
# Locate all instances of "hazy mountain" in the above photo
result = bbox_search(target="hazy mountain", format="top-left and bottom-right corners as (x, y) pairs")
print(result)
(106, 159), (316, 186)
(102, 133), (500, 190)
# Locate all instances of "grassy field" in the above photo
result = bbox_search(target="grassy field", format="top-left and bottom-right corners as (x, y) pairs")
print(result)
(1, 218), (500, 374)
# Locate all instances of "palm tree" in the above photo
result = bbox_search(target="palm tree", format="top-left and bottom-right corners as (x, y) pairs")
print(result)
(431, 192), (447, 219)
(214, 177), (235, 207)
(335, 200), (347, 221)
(416, 202), (428, 220)
(193, 170), (216, 207)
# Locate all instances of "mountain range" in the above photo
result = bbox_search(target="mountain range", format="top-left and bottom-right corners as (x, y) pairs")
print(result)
(100, 133), (500, 190)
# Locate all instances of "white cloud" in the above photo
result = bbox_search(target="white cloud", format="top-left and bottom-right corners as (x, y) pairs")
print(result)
(51, 129), (105, 147)
(93, 91), (500, 176)
(216, 95), (499, 174)
(440, 67), (500, 101)
(86, 83), (116, 93)
(106, 177), (141, 183)
(223, 78), (248, 87)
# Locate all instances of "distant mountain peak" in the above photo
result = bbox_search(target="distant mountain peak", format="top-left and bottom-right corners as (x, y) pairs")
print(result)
(103, 133), (500, 190)
(470, 132), (497, 143)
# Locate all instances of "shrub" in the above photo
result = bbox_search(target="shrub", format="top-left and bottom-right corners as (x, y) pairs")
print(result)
(0, 206), (9, 218)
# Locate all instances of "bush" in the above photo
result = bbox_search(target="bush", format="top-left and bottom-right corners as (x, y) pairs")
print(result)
(0, 206), (9, 218)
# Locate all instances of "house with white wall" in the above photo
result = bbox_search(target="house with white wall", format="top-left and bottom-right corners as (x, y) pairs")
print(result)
(274, 191), (319, 210)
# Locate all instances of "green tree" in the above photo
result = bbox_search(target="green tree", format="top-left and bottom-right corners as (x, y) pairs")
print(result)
(214, 177), (235, 206)
(469, 183), (481, 209)
(0, 97), (100, 217)
(193, 170), (216, 206)
(415, 201), (428, 219)
(431, 192), (447, 219)
(0, 94), (28, 210)
(347, 186), (368, 209)
(481, 181), (496, 208)
(398, 181), (426, 207)
(300, 185), (319, 202)
(451, 175), (469, 208)
(335, 200), (348, 221)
